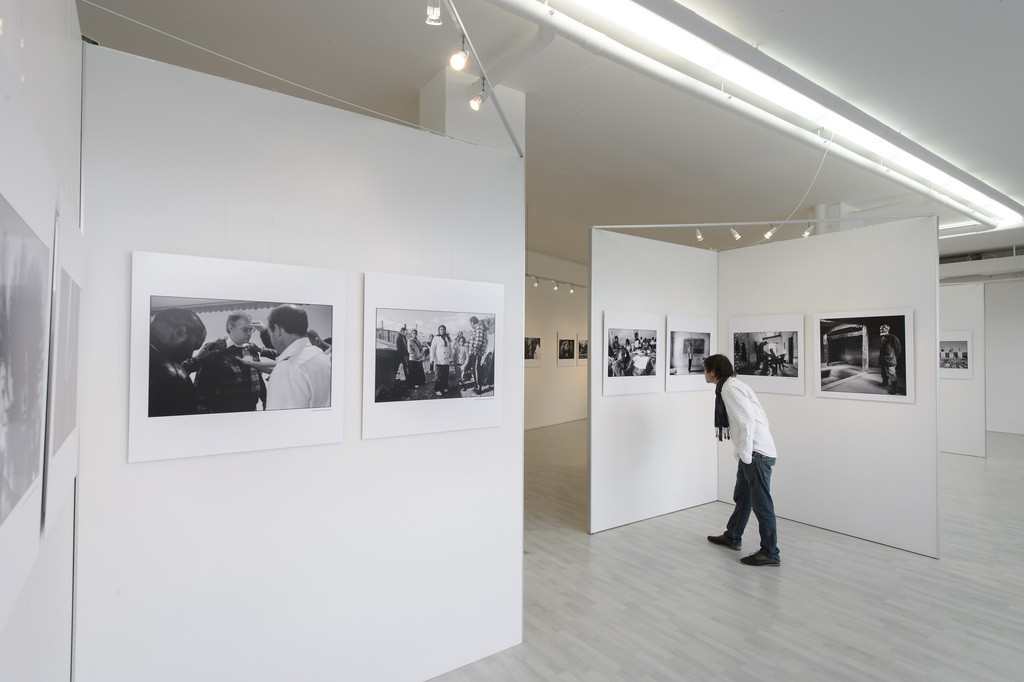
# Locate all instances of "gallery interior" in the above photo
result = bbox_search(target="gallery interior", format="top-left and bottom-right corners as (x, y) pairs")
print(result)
(2, 1), (1023, 680)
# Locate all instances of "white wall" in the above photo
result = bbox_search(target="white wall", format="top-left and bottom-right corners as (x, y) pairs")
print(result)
(77, 46), (524, 682)
(939, 283), (986, 456)
(524, 251), (589, 429)
(589, 229), (719, 533)
(718, 217), (939, 557)
(985, 280), (1024, 435)
(0, 0), (81, 678)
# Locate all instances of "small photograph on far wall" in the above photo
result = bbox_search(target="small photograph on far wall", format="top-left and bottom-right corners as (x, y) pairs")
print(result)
(940, 330), (972, 380)
(577, 335), (588, 366)
(524, 330), (541, 368)
(557, 331), (576, 367)
(815, 309), (915, 403)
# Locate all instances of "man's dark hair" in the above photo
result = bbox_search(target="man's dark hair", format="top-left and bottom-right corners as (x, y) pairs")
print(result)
(151, 308), (206, 346)
(267, 304), (309, 336)
(703, 353), (736, 379)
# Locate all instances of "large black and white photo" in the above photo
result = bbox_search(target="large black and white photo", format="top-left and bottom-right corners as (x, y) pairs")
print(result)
(0, 194), (51, 533)
(603, 311), (661, 395)
(0, 190), (53, 632)
(129, 252), (345, 462)
(666, 315), (714, 393)
(729, 315), (805, 395)
(815, 309), (915, 403)
(939, 330), (972, 380)
(362, 273), (504, 439)
(373, 308), (495, 401)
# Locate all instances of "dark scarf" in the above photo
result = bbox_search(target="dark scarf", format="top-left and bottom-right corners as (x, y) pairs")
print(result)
(714, 378), (730, 441)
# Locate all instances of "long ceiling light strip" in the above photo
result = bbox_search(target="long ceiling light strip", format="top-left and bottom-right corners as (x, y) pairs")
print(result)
(552, 0), (1023, 229)
(484, 0), (1006, 227)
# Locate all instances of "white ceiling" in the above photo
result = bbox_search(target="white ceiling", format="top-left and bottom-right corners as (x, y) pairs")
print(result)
(76, 0), (1024, 265)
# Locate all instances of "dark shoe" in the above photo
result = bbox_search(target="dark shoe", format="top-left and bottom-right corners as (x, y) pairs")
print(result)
(707, 535), (740, 551)
(740, 552), (780, 567)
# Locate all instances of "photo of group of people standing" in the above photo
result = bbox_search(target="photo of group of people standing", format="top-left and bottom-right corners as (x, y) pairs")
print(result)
(374, 309), (496, 402)
(148, 298), (333, 417)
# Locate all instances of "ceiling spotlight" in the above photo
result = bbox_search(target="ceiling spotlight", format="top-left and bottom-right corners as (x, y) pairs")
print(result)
(553, 281), (559, 291)
(425, 0), (442, 25)
(569, 285), (575, 294)
(532, 276), (539, 287)
(696, 228), (704, 242)
(450, 37), (469, 71)
(803, 224), (815, 238)
(764, 225), (779, 239)
(730, 227), (741, 241)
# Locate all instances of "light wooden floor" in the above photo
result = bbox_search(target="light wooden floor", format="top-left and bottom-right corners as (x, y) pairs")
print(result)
(432, 423), (1024, 682)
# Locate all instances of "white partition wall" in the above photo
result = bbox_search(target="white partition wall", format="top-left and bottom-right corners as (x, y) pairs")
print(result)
(77, 46), (524, 682)
(589, 230), (719, 533)
(718, 217), (940, 557)
(985, 280), (1024, 435)
(939, 283), (986, 456)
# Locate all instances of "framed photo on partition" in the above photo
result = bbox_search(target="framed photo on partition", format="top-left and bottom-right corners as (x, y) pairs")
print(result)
(0, 189), (54, 632)
(557, 331), (576, 367)
(42, 203), (86, 533)
(666, 315), (714, 392)
(729, 314), (804, 396)
(603, 311), (661, 395)
(814, 309), (915, 403)
(524, 330), (542, 368)
(577, 334), (588, 366)
(129, 252), (345, 462)
(362, 272), (504, 439)
(939, 330), (972, 380)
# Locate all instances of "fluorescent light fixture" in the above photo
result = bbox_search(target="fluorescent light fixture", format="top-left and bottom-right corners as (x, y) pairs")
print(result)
(730, 227), (741, 241)
(764, 225), (779, 239)
(426, 0), (442, 25)
(569, 0), (1024, 229)
(696, 227), (703, 242)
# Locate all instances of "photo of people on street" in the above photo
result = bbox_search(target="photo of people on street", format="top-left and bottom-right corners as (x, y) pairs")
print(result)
(374, 308), (495, 402)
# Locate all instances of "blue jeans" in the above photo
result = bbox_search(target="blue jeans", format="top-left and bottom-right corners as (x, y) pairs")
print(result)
(723, 452), (779, 563)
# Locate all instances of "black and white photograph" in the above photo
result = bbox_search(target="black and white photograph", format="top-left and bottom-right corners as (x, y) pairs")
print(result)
(0, 193), (51, 533)
(603, 311), (662, 396)
(670, 333), (709, 375)
(577, 335), (588, 366)
(666, 315), (714, 392)
(557, 331), (576, 367)
(362, 272), (504, 439)
(373, 308), (495, 401)
(729, 315), (805, 395)
(940, 330), (973, 380)
(732, 330), (799, 377)
(524, 330), (541, 368)
(129, 252), (346, 462)
(148, 296), (334, 415)
(815, 309), (915, 403)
